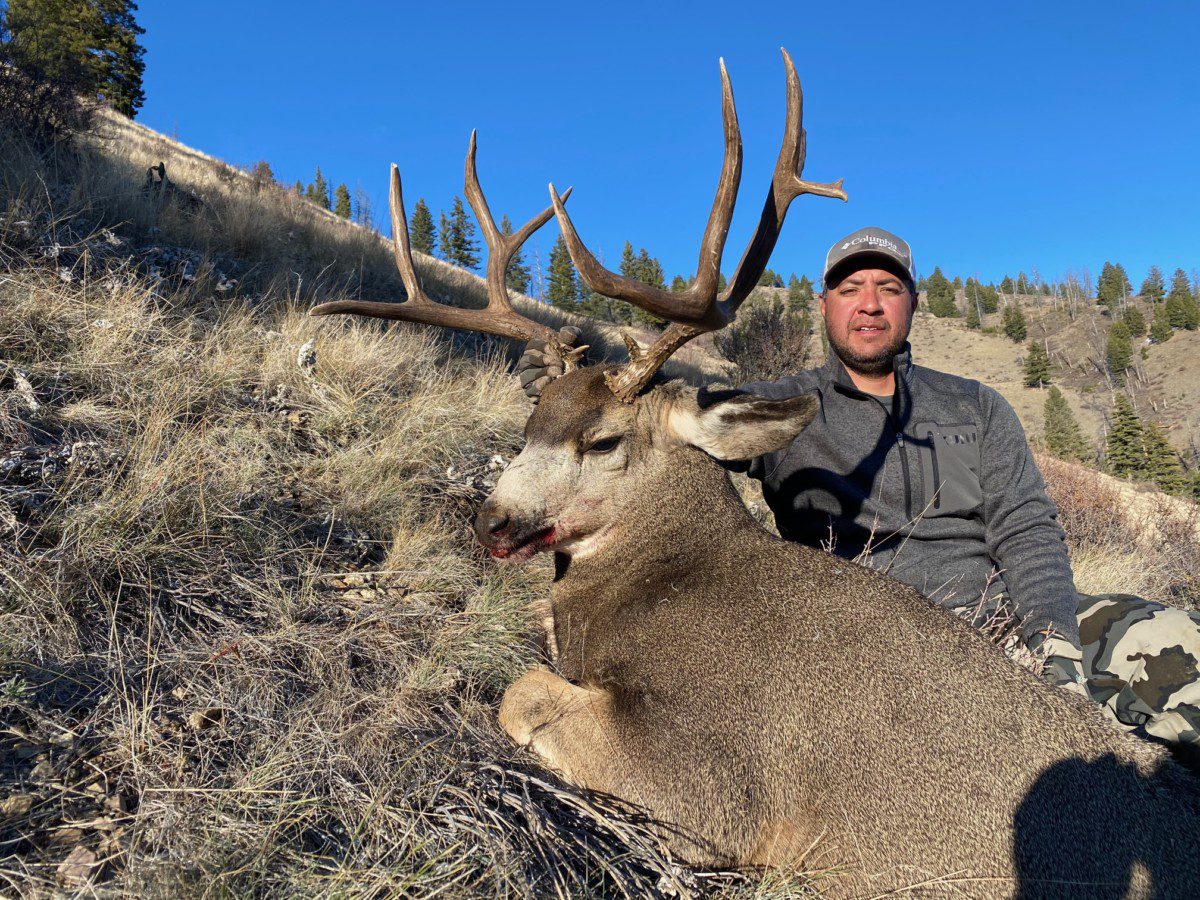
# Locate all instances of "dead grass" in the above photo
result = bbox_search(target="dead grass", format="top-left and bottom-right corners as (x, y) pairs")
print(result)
(0, 119), (800, 897)
(1037, 451), (1200, 609)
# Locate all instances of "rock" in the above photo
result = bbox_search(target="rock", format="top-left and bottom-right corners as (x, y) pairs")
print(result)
(56, 845), (100, 888)
(0, 794), (33, 819)
(44, 827), (85, 848)
(187, 707), (225, 731)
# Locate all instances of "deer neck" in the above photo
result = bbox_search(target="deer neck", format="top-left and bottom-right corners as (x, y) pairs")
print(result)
(549, 447), (760, 675)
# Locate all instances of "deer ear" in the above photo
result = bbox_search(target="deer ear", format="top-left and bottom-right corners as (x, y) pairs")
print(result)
(668, 389), (820, 460)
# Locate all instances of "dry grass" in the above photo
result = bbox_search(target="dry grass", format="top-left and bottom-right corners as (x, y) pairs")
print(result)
(1037, 452), (1200, 610)
(0, 119), (797, 897)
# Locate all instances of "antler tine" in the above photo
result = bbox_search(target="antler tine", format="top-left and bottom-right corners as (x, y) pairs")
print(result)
(600, 49), (847, 404)
(464, 131), (573, 313)
(717, 48), (847, 315)
(311, 158), (567, 347)
(549, 57), (742, 330)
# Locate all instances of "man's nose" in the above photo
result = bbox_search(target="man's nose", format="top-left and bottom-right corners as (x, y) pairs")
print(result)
(856, 287), (884, 312)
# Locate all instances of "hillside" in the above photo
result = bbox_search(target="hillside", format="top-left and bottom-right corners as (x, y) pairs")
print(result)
(1, 110), (1197, 896)
(911, 294), (1200, 462)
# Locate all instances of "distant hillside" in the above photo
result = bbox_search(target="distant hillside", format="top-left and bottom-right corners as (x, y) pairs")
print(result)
(911, 294), (1200, 462)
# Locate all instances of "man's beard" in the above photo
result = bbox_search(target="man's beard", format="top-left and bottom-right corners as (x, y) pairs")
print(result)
(827, 323), (908, 378)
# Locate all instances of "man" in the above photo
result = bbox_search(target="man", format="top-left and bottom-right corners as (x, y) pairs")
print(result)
(519, 227), (1200, 756)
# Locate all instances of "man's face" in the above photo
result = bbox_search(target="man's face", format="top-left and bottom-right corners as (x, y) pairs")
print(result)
(819, 267), (917, 377)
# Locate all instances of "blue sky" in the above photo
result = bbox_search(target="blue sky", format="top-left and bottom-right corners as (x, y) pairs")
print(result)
(138, 1), (1198, 291)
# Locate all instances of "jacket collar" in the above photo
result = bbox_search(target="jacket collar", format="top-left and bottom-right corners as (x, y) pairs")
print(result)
(821, 343), (915, 424)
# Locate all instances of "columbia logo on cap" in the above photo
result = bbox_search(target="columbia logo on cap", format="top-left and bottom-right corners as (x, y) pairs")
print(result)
(824, 226), (915, 286)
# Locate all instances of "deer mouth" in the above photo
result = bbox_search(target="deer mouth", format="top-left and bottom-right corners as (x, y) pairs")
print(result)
(488, 524), (559, 561)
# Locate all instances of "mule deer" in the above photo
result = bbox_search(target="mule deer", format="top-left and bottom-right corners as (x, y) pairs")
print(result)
(314, 52), (1199, 897)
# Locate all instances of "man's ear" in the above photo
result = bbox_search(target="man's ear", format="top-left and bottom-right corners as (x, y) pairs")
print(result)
(668, 388), (820, 461)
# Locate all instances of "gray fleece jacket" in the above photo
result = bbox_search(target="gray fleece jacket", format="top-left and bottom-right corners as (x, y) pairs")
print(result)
(739, 343), (1081, 646)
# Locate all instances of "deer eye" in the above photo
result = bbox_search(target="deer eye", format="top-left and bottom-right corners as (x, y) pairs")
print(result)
(584, 435), (622, 455)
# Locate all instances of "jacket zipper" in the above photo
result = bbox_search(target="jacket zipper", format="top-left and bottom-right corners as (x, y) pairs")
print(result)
(888, 412), (913, 521)
(926, 428), (941, 510)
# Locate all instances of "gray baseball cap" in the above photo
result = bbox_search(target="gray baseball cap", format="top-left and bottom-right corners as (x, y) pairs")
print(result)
(822, 226), (916, 289)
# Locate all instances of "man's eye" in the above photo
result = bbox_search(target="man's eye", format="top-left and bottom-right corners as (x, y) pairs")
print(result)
(586, 436), (622, 454)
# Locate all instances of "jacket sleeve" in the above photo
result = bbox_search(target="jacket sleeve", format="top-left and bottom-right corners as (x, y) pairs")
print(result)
(977, 386), (1080, 647)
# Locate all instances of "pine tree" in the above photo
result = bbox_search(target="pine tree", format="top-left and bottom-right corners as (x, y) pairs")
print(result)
(499, 215), (531, 294)
(1096, 261), (1132, 313)
(1139, 266), (1166, 302)
(758, 268), (784, 288)
(1016, 272), (1034, 295)
(333, 183), (352, 219)
(1106, 321), (1133, 386)
(248, 160), (275, 188)
(1023, 340), (1052, 387)
(965, 294), (981, 329)
(630, 249), (667, 326)
(1000, 276), (1016, 295)
(787, 274), (814, 312)
(440, 196), (480, 270)
(1121, 305), (1146, 337)
(925, 267), (957, 317)
(306, 166), (330, 209)
(5, 0), (147, 117)
(409, 199), (435, 255)
(1106, 394), (1145, 478)
(437, 210), (451, 260)
(1043, 388), (1089, 462)
(965, 277), (998, 315)
(546, 234), (579, 311)
(1150, 303), (1174, 343)
(979, 282), (999, 313)
(952, 275), (964, 290)
(670, 275), (689, 292)
(1165, 267), (1198, 329)
(1001, 303), (1027, 342)
(293, 180), (304, 197)
(619, 241), (637, 280)
(1143, 423), (1188, 495)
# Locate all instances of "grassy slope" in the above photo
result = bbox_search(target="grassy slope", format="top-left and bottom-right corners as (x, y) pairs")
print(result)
(0, 110), (1196, 897)
(910, 296), (1200, 459)
(0, 114), (754, 897)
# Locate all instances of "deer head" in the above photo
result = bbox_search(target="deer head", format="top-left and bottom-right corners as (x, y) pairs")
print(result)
(473, 366), (819, 561)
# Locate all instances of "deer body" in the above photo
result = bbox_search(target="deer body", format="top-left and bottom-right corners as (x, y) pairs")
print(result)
(491, 369), (1200, 897)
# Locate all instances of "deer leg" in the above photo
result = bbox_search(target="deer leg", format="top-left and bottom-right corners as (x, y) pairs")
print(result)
(499, 668), (622, 791)
(501, 669), (783, 868)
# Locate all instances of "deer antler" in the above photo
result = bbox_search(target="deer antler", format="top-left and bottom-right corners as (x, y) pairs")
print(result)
(550, 48), (847, 402)
(311, 135), (579, 358)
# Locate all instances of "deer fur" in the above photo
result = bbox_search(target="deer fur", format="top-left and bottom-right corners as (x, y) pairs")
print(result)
(478, 367), (1200, 898)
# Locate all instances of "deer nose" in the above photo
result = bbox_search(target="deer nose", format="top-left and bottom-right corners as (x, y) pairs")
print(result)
(474, 503), (510, 544)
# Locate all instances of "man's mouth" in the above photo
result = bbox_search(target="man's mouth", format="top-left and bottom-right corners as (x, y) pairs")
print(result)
(852, 324), (887, 334)
(488, 524), (559, 560)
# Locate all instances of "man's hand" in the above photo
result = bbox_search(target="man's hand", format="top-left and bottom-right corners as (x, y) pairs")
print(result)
(1027, 631), (1088, 697)
(517, 326), (585, 400)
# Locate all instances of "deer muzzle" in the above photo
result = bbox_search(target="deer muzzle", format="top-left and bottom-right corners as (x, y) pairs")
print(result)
(473, 499), (558, 561)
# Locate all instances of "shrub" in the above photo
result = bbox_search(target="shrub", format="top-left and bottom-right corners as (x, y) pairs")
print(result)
(713, 300), (813, 385)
